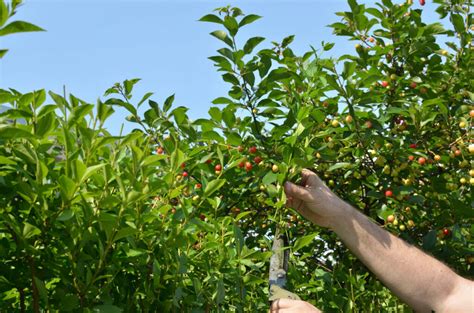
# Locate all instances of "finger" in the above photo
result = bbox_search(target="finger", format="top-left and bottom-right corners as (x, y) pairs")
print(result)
(301, 168), (322, 187)
(270, 298), (299, 309)
(269, 299), (280, 312)
(286, 197), (304, 212)
(284, 181), (312, 202)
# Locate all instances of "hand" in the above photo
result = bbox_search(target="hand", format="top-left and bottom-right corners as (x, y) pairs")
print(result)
(270, 298), (322, 313)
(284, 169), (350, 228)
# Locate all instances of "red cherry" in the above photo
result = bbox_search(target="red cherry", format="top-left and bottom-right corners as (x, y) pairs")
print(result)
(254, 156), (262, 164)
(215, 164), (222, 171)
(410, 82), (417, 89)
(408, 155), (415, 161)
(443, 228), (450, 236)
(182, 171), (189, 177)
(199, 214), (206, 221)
(409, 143), (417, 149)
(381, 81), (389, 88)
(419, 0), (425, 6)
(454, 149), (462, 157)
(180, 162), (186, 169)
(249, 146), (257, 154)
(195, 183), (202, 189)
(238, 161), (245, 168)
(245, 162), (253, 171)
(418, 157), (426, 165)
(206, 159), (212, 164)
(385, 190), (393, 197)
(156, 147), (164, 154)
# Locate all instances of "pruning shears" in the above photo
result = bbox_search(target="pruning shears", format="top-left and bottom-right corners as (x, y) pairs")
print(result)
(269, 227), (300, 303)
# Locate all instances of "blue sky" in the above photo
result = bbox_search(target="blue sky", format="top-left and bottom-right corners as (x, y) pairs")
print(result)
(1, 0), (441, 134)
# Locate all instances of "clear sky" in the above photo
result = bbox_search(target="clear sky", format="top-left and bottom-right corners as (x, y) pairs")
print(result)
(1, 0), (441, 134)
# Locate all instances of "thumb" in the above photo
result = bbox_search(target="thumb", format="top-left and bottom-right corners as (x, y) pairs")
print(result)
(284, 181), (312, 202)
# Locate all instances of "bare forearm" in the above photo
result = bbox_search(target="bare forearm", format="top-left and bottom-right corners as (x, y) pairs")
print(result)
(329, 202), (468, 312)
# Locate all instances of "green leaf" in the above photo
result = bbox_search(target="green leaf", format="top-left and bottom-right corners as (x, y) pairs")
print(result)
(0, 156), (16, 165)
(282, 35), (294, 48)
(105, 98), (137, 116)
(365, 8), (384, 20)
(0, 21), (44, 36)
(0, 48), (8, 58)
(58, 175), (76, 200)
(323, 42), (335, 51)
(97, 100), (114, 123)
(209, 107), (222, 122)
(170, 148), (185, 171)
(258, 54), (272, 77)
(23, 223), (41, 239)
(262, 172), (278, 185)
(202, 130), (224, 143)
(225, 132), (241, 145)
(114, 227), (138, 242)
(199, 14), (223, 24)
(212, 97), (234, 105)
(210, 30), (233, 47)
(0, 1), (8, 28)
(223, 16), (239, 36)
(81, 164), (106, 184)
(244, 36), (265, 54)
(267, 68), (291, 83)
(137, 92), (153, 108)
(33, 277), (48, 304)
(293, 233), (316, 252)
(172, 106), (188, 125)
(342, 61), (356, 79)
(208, 55), (233, 71)
(36, 112), (55, 137)
(235, 211), (253, 221)
(0, 89), (15, 103)
(222, 73), (240, 85)
(163, 94), (175, 112)
(204, 179), (226, 197)
(57, 209), (74, 222)
(450, 14), (464, 34)
(239, 14), (261, 28)
(123, 78), (140, 96)
(222, 108), (236, 128)
(33, 89), (46, 108)
(327, 162), (351, 172)
(423, 23), (446, 35)
(216, 278), (225, 304)
(376, 204), (393, 220)
(141, 154), (167, 167)
(0, 126), (34, 139)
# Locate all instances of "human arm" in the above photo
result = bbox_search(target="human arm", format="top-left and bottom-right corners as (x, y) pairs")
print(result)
(284, 169), (473, 313)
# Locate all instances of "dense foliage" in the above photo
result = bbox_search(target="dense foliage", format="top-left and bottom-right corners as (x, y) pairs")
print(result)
(0, 0), (472, 312)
